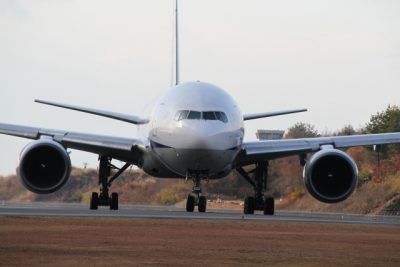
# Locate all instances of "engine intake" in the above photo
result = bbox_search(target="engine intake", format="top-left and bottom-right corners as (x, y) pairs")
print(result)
(303, 148), (358, 203)
(18, 139), (71, 194)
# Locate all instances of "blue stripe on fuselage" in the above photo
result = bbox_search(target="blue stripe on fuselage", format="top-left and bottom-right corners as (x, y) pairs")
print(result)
(150, 139), (238, 151)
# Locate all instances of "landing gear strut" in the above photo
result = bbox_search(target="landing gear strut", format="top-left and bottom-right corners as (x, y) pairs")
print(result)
(186, 173), (207, 213)
(90, 156), (131, 210)
(236, 161), (275, 215)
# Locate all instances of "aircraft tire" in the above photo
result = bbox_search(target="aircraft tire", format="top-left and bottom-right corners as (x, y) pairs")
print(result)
(110, 192), (119, 210)
(90, 192), (99, 210)
(263, 197), (274, 215)
(244, 196), (255, 214)
(198, 196), (207, 212)
(186, 195), (195, 212)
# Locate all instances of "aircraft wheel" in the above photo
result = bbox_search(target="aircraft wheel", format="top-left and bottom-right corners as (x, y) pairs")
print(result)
(263, 197), (274, 215)
(90, 192), (99, 210)
(110, 192), (119, 210)
(186, 195), (195, 212)
(244, 196), (255, 214)
(198, 196), (207, 212)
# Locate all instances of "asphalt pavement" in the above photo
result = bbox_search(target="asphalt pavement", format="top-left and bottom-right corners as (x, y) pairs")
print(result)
(0, 202), (399, 225)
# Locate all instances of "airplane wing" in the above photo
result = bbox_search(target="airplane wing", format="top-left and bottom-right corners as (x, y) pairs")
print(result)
(243, 109), (307, 121)
(0, 123), (146, 164)
(236, 132), (400, 166)
(35, 99), (149, 125)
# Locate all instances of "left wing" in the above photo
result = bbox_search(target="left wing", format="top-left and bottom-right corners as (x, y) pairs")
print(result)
(236, 132), (400, 166)
(0, 123), (146, 164)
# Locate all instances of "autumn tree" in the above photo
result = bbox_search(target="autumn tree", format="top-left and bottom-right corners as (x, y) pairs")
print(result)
(285, 122), (319, 139)
(337, 125), (357, 136)
(364, 105), (400, 155)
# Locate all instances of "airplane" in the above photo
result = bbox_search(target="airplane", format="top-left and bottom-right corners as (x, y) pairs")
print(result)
(1, 1), (400, 215)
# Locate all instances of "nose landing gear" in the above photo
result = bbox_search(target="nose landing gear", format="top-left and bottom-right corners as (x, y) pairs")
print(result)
(237, 161), (275, 215)
(186, 173), (207, 213)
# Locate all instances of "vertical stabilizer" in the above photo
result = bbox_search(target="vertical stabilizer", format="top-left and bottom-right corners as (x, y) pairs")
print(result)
(173, 0), (180, 86)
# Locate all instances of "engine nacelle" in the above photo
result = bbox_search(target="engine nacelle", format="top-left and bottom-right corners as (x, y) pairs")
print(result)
(303, 148), (358, 203)
(17, 139), (71, 194)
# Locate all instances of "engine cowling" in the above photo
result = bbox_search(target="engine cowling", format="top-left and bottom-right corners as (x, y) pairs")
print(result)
(17, 139), (71, 194)
(303, 148), (359, 203)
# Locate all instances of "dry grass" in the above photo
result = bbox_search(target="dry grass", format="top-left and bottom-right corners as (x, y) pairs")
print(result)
(0, 217), (399, 267)
(286, 172), (400, 214)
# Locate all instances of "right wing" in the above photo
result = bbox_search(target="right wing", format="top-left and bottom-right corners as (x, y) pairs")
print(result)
(0, 123), (146, 164)
(35, 99), (149, 125)
(237, 132), (400, 166)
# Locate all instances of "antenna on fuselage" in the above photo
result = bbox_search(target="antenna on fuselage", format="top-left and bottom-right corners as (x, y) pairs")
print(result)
(171, 0), (180, 86)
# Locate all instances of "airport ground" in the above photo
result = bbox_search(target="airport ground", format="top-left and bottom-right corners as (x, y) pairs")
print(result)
(0, 204), (400, 266)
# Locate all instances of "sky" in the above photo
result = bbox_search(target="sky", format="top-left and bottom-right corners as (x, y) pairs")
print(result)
(0, 0), (399, 175)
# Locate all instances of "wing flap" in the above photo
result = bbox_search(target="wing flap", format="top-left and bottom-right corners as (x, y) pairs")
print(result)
(332, 133), (400, 148)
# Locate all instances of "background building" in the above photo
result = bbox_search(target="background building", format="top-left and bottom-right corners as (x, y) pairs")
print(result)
(256, 130), (285, 140)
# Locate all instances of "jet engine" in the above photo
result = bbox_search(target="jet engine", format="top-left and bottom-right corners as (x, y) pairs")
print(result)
(17, 139), (71, 194)
(303, 148), (359, 203)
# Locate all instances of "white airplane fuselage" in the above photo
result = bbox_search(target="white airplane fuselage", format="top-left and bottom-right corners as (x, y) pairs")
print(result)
(143, 81), (244, 179)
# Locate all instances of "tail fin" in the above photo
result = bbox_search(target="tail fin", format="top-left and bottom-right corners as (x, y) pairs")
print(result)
(172, 0), (180, 86)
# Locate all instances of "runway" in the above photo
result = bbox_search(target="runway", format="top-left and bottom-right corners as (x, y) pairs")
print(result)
(0, 201), (399, 225)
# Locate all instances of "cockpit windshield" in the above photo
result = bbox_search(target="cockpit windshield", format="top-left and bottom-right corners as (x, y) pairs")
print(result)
(202, 112), (216, 120)
(175, 110), (228, 123)
(188, 111), (201, 119)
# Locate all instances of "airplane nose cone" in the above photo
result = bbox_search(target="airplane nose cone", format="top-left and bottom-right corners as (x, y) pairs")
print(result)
(177, 121), (238, 150)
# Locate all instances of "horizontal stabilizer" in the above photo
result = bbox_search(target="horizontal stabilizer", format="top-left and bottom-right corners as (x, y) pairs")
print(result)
(35, 100), (149, 125)
(243, 109), (307, 121)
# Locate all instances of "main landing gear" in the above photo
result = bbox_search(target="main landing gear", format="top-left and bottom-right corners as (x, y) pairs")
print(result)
(186, 174), (207, 213)
(90, 156), (131, 210)
(236, 161), (275, 215)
